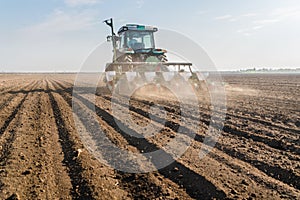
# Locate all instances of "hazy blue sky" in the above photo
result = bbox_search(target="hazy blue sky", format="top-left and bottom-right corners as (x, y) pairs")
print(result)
(1, 0), (300, 72)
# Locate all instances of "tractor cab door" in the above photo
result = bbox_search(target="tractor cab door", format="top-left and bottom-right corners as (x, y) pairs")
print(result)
(118, 32), (127, 49)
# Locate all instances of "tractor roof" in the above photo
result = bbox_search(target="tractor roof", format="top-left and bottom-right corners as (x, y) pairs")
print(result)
(118, 24), (158, 34)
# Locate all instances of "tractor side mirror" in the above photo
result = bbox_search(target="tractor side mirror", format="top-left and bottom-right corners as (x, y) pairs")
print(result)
(113, 35), (120, 41)
(107, 35), (119, 42)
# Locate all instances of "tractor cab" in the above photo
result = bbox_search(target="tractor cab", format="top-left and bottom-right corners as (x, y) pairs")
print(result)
(117, 24), (156, 51)
(104, 20), (167, 62)
(114, 24), (167, 61)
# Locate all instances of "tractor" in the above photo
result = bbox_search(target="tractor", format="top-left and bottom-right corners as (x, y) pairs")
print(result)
(103, 18), (206, 92)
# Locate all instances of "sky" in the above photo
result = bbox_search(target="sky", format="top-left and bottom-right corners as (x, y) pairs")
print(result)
(1, 0), (300, 72)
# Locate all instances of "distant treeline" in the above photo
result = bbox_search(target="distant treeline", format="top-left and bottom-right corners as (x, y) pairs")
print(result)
(239, 68), (300, 73)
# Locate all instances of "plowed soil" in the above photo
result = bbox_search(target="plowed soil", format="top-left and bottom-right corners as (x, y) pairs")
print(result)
(0, 73), (299, 200)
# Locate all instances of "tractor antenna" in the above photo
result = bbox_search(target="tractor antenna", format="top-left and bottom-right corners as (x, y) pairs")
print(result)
(103, 18), (115, 36)
(104, 18), (117, 62)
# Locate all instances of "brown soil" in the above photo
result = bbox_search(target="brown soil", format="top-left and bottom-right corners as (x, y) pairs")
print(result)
(0, 73), (299, 200)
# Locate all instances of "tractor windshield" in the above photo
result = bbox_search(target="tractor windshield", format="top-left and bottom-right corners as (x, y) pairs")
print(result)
(119, 31), (155, 50)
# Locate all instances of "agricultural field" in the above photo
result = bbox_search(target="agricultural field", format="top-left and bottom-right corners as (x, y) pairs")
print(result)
(0, 73), (299, 199)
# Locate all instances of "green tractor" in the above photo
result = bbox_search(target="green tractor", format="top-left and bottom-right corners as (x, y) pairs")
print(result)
(103, 18), (205, 92)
